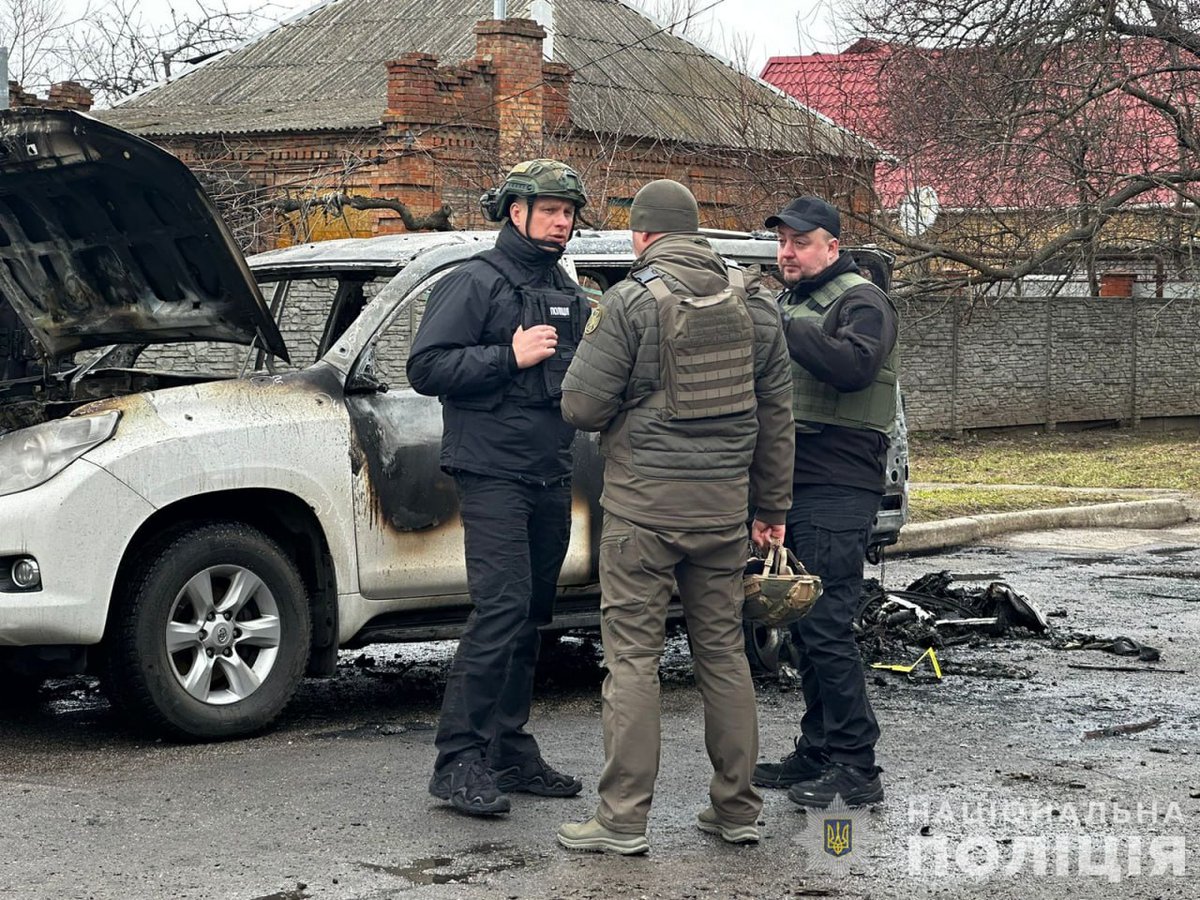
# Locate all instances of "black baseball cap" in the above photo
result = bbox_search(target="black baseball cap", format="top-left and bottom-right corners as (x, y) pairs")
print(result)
(764, 196), (841, 238)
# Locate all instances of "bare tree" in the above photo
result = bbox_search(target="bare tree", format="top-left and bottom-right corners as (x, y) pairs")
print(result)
(840, 0), (1200, 292)
(63, 0), (285, 106)
(0, 0), (73, 92)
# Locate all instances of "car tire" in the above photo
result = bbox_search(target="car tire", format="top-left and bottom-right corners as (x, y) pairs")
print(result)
(743, 620), (799, 676)
(103, 522), (312, 741)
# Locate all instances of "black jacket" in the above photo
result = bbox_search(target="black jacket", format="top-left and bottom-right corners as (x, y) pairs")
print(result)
(406, 223), (580, 484)
(781, 252), (898, 493)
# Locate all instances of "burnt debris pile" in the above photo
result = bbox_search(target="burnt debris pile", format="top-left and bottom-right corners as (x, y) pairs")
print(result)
(851, 570), (1161, 679)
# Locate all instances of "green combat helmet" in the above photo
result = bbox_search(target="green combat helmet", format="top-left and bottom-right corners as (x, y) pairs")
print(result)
(743, 542), (823, 628)
(480, 158), (588, 222)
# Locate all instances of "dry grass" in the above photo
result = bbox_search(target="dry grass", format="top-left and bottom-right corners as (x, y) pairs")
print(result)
(906, 427), (1197, 521)
(907, 486), (1149, 523)
(909, 428), (1200, 490)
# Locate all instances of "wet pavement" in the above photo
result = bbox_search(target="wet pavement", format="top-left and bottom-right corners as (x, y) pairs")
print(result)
(2, 524), (1199, 899)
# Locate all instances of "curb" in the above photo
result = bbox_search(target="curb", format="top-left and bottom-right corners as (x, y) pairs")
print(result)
(892, 497), (1199, 556)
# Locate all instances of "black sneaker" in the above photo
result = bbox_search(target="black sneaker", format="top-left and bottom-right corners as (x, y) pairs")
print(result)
(492, 755), (583, 797)
(787, 763), (884, 809)
(752, 739), (828, 788)
(429, 758), (511, 816)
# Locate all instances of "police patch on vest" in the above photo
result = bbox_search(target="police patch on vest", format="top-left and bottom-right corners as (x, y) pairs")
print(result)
(584, 306), (603, 335)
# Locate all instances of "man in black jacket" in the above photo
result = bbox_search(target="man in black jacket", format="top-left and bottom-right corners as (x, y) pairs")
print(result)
(752, 196), (899, 809)
(407, 160), (590, 817)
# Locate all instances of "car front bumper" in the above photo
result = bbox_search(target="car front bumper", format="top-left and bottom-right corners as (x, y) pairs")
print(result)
(0, 458), (154, 647)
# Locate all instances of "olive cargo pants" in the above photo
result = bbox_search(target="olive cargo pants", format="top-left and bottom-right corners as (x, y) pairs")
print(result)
(594, 512), (762, 833)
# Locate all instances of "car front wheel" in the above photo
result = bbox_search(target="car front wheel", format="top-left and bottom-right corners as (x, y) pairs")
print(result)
(104, 522), (312, 740)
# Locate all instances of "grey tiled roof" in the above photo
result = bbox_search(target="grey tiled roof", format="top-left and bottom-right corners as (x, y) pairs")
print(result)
(99, 0), (871, 157)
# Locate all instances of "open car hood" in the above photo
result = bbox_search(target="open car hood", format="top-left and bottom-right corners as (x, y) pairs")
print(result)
(0, 108), (287, 361)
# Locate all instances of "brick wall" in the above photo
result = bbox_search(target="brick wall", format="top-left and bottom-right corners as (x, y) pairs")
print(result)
(899, 289), (1200, 431)
(136, 277), (393, 377)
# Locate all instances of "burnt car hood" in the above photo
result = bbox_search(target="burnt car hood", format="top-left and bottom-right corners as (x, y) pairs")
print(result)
(0, 108), (287, 360)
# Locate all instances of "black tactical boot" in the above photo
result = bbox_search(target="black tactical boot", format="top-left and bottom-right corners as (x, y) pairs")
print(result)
(492, 755), (582, 797)
(752, 738), (828, 788)
(429, 757), (511, 816)
(787, 763), (884, 809)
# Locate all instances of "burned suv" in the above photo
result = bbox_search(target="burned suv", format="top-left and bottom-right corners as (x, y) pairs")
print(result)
(0, 110), (907, 739)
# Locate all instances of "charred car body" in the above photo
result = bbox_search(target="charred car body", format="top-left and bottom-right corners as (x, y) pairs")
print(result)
(0, 110), (907, 739)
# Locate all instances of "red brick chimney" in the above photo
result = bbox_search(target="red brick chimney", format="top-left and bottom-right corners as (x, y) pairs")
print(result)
(8, 81), (39, 108)
(7, 80), (94, 111)
(474, 18), (548, 166)
(384, 53), (439, 125)
(47, 81), (94, 112)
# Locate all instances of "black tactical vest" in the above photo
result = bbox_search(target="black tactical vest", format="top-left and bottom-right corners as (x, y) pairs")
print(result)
(476, 247), (588, 406)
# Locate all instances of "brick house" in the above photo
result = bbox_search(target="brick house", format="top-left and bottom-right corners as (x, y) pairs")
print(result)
(762, 39), (1200, 286)
(98, 0), (876, 250)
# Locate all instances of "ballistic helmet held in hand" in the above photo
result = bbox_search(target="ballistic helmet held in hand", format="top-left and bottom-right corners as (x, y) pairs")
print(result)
(743, 542), (822, 628)
(480, 158), (588, 222)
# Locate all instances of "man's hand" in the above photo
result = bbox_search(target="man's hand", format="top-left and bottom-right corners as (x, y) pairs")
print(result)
(751, 519), (785, 551)
(512, 324), (558, 369)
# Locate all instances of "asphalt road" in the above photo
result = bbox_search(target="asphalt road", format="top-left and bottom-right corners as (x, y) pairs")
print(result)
(2, 523), (1199, 899)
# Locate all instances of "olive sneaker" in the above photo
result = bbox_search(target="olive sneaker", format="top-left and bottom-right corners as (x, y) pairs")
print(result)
(492, 755), (582, 797)
(752, 738), (828, 788)
(787, 763), (884, 809)
(557, 818), (650, 855)
(696, 806), (760, 844)
(429, 757), (511, 816)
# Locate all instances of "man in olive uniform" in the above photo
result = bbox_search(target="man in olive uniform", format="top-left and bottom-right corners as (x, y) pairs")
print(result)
(752, 196), (899, 809)
(555, 180), (794, 854)
(407, 160), (590, 817)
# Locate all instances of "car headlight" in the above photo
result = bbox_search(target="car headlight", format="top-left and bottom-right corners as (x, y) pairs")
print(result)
(0, 411), (121, 497)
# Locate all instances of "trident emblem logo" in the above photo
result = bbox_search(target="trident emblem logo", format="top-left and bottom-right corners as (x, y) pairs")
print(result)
(824, 818), (853, 857)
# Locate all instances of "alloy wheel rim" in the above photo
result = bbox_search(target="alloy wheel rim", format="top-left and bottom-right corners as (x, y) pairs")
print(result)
(164, 565), (282, 705)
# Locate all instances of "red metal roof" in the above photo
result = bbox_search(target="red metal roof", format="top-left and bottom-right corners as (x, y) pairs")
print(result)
(762, 39), (1194, 215)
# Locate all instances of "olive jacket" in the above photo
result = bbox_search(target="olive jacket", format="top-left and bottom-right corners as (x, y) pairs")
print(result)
(560, 232), (794, 530)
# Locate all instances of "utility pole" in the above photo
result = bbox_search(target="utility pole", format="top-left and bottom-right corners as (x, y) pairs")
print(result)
(1, 46), (9, 110)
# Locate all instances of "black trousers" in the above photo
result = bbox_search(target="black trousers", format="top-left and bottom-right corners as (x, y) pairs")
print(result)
(433, 473), (571, 771)
(785, 484), (882, 769)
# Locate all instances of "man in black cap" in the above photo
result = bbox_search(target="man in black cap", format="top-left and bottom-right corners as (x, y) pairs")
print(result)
(752, 196), (899, 809)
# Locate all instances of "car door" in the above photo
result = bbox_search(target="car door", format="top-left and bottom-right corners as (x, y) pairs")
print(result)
(345, 268), (600, 602)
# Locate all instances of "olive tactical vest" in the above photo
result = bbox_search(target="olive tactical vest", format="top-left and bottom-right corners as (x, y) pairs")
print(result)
(635, 264), (756, 420)
(781, 272), (898, 434)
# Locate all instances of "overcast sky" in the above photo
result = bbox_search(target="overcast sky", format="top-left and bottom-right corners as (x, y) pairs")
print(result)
(140, 0), (855, 75)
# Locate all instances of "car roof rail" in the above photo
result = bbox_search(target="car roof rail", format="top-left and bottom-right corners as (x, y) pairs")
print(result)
(699, 227), (772, 240)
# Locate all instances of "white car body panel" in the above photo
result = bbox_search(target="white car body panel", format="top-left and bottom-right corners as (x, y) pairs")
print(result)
(0, 458), (154, 645)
